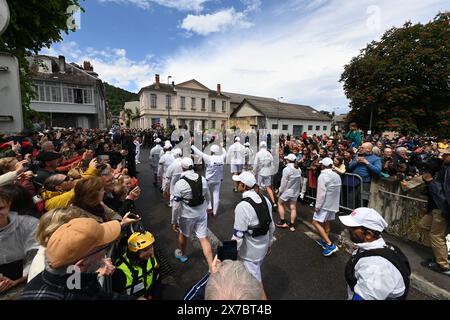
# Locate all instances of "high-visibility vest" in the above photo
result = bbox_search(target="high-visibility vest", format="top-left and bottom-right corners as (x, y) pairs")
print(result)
(116, 254), (158, 297)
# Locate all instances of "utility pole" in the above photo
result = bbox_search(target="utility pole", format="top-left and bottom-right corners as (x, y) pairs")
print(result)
(167, 75), (172, 128)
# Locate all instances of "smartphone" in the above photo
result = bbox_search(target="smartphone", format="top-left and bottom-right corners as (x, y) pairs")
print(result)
(217, 240), (238, 261)
(126, 213), (140, 220)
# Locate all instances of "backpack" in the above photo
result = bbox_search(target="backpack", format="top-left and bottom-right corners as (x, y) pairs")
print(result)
(240, 193), (272, 237)
(345, 242), (411, 300)
(181, 176), (205, 207)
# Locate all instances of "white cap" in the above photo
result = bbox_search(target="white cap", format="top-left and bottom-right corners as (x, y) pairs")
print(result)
(181, 157), (194, 169)
(232, 171), (256, 188)
(154, 138), (161, 143)
(260, 141), (267, 148)
(173, 148), (182, 157)
(284, 154), (297, 162)
(339, 208), (388, 233)
(164, 141), (172, 149)
(210, 145), (220, 154)
(234, 137), (240, 142)
(319, 157), (333, 167)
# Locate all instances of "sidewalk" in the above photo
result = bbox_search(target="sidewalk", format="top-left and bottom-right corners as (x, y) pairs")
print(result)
(296, 201), (450, 300)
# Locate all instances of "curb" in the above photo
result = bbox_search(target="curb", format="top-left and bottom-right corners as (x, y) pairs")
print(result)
(299, 219), (449, 300)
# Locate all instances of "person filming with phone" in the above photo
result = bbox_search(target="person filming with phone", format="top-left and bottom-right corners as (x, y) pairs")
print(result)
(231, 171), (275, 299)
(348, 142), (382, 206)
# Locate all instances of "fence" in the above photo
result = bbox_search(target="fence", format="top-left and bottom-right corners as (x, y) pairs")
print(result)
(303, 173), (364, 212)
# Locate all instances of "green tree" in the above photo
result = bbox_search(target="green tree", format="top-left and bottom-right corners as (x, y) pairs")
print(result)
(103, 82), (139, 116)
(0, 0), (82, 129)
(340, 12), (450, 136)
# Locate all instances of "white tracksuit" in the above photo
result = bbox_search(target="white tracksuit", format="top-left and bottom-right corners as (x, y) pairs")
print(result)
(191, 145), (226, 216)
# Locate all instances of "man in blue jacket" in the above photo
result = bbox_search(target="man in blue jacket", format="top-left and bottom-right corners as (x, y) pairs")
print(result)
(349, 142), (382, 206)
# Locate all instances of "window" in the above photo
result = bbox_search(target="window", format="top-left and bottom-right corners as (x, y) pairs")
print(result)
(166, 95), (171, 109)
(316, 125), (320, 131)
(50, 86), (61, 102)
(282, 124), (289, 131)
(211, 100), (216, 112)
(201, 98), (206, 111)
(63, 87), (73, 103)
(151, 94), (157, 108)
(308, 125), (313, 131)
(191, 97), (196, 110)
(211, 120), (216, 129)
(83, 89), (92, 104)
(222, 101), (226, 112)
(74, 89), (83, 104)
(180, 96), (186, 110)
(272, 124), (278, 129)
(323, 126), (327, 131)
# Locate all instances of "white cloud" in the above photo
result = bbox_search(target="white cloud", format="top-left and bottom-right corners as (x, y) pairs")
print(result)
(97, 0), (210, 11)
(43, 0), (448, 113)
(181, 8), (253, 35)
(41, 43), (157, 91)
(163, 0), (448, 112)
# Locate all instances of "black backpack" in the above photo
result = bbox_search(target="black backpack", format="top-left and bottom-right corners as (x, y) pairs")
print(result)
(240, 193), (272, 237)
(181, 176), (205, 207)
(345, 242), (411, 300)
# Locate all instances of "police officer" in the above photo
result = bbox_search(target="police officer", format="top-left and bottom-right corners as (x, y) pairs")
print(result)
(113, 231), (160, 300)
(339, 208), (411, 300)
(191, 143), (227, 216)
(276, 154), (302, 232)
(253, 141), (276, 207)
(164, 148), (183, 207)
(231, 171), (275, 298)
(172, 158), (213, 270)
(149, 138), (162, 187)
(227, 137), (246, 192)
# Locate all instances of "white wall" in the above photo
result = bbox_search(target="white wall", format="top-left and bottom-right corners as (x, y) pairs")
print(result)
(265, 118), (332, 136)
(0, 54), (23, 133)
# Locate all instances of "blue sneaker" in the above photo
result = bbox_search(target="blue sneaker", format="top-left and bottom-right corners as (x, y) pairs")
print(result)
(315, 238), (327, 249)
(322, 243), (339, 257)
(175, 249), (189, 263)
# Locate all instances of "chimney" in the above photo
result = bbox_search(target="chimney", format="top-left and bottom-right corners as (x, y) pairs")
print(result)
(58, 55), (66, 73)
(83, 61), (93, 72)
(155, 74), (160, 89)
(217, 84), (221, 96)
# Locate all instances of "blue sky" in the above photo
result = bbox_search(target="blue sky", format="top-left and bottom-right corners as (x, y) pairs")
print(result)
(42, 0), (449, 114)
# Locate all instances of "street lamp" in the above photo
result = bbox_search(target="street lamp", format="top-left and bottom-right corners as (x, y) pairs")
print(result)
(167, 75), (172, 128)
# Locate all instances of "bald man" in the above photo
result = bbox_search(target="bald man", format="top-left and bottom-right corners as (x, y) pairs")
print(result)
(348, 142), (382, 206)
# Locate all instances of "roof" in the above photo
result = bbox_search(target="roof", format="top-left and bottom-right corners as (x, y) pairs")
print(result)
(139, 83), (175, 94)
(124, 101), (139, 110)
(27, 55), (98, 86)
(232, 98), (332, 121)
(334, 114), (348, 122)
(223, 92), (277, 105)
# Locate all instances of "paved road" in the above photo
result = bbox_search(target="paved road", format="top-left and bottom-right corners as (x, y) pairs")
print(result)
(135, 149), (433, 300)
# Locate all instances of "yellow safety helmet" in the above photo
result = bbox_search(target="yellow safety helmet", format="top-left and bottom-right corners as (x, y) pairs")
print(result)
(128, 231), (155, 253)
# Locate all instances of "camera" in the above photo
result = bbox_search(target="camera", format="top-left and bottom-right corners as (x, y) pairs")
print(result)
(217, 240), (238, 261)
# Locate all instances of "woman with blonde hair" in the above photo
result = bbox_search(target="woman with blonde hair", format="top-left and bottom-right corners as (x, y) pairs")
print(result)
(27, 207), (89, 282)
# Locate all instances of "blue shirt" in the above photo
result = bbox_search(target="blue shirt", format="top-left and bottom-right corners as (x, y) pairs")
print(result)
(348, 153), (382, 183)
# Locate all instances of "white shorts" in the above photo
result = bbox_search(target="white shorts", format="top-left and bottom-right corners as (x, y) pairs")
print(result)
(257, 175), (272, 188)
(279, 193), (298, 203)
(179, 214), (208, 239)
(313, 209), (336, 223)
(231, 164), (243, 174)
(242, 260), (263, 283)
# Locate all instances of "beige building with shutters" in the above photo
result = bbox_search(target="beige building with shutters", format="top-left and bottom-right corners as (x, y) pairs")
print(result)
(137, 75), (230, 131)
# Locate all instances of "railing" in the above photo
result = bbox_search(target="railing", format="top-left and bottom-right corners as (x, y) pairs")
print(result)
(303, 173), (364, 212)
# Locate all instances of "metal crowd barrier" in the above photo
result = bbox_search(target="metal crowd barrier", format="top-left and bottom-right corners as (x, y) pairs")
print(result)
(303, 172), (364, 212)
